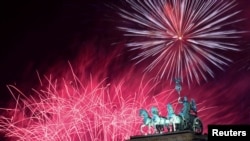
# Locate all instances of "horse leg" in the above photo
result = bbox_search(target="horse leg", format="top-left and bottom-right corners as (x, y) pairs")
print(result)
(140, 124), (146, 135)
(173, 123), (176, 132)
(166, 125), (170, 132)
(170, 118), (176, 132)
(147, 125), (152, 135)
(156, 125), (160, 133)
(152, 125), (157, 134)
(160, 125), (164, 134)
(156, 125), (163, 134)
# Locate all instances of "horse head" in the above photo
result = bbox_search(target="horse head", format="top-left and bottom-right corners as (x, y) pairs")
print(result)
(151, 106), (159, 115)
(167, 104), (174, 114)
(139, 109), (149, 118)
(166, 103), (176, 120)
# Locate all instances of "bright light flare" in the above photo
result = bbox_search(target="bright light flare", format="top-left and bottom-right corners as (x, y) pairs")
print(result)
(116, 0), (244, 85)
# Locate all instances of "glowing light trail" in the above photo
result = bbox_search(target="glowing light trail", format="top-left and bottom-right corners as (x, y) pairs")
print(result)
(117, 0), (244, 85)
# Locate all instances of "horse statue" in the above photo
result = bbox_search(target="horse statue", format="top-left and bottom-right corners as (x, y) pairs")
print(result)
(178, 96), (191, 122)
(151, 106), (171, 133)
(139, 109), (154, 135)
(139, 97), (203, 135)
(177, 96), (203, 134)
(166, 103), (183, 131)
(190, 98), (197, 115)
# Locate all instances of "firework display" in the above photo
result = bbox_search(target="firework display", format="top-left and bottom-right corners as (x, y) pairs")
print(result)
(0, 61), (177, 141)
(0, 0), (249, 141)
(0, 44), (249, 140)
(117, 0), (244, 85)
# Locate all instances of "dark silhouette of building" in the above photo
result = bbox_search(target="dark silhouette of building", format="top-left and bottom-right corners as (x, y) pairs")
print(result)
(128, 130), (207, 141)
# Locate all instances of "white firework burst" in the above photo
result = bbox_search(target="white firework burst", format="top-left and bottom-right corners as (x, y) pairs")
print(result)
(117, 0), (244, 85)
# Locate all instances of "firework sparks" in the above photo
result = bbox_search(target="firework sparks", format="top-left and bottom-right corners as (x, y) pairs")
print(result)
(117, 0), (244, 85)
(0, 69), (243, 140)
(0, 42), (248, 140)
(0, 64), (177, 141)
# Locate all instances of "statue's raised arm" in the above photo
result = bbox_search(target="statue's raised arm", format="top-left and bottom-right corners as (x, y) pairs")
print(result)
(178, 96), (187, 104)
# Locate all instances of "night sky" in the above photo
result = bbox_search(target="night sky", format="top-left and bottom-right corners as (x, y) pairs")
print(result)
(1, 0), (250, 140)
(1, 0), (97, 104)
(0, 0), (129, 108)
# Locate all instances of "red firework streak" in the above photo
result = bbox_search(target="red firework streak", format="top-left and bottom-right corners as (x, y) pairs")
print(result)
(0, 42), (249, 141)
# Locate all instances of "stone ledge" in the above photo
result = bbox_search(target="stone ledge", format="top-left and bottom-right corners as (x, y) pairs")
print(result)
(128, 130), (207, 141)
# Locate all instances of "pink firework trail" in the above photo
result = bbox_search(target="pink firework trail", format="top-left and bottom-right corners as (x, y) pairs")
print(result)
(0, 42), (249, 141)
(117, 0), (244, 85)
(0, 69), (167, 141)
(0, 45), (177, 141)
